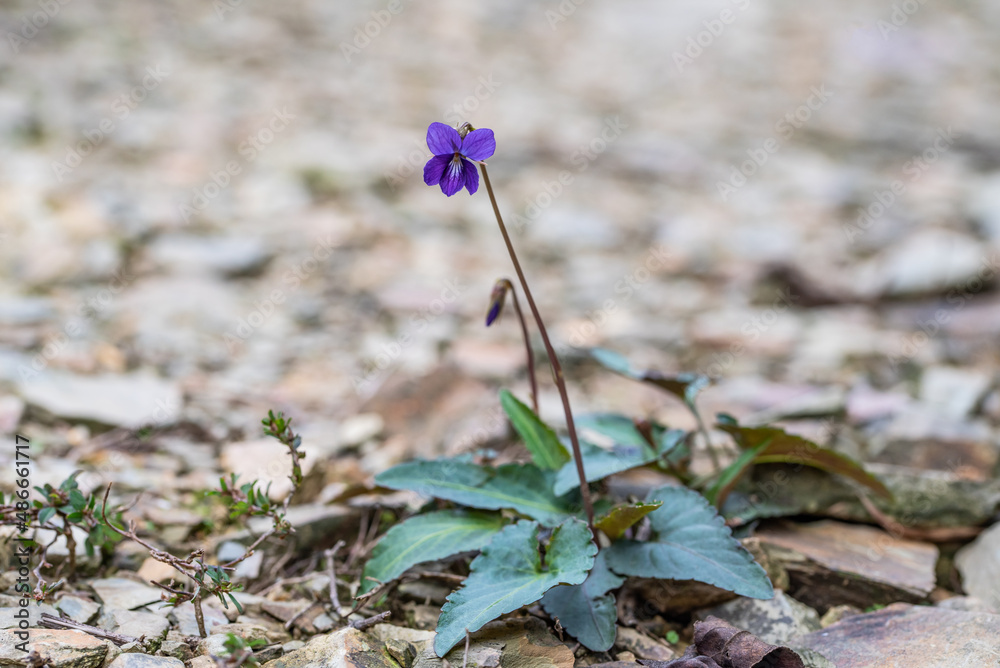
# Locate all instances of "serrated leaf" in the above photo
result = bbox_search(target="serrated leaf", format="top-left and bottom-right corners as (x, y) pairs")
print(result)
(595, 501), (663, 540)
(541, 551), (625, 651)
(500, 389), (571, 470)
(434, 519), (596, 656)
(376, 459), (577, 526)
(360, 509), (505, 595)
(604, 486), (773, 599)
(715, 420), (891, 504)
(553, 415), (684, 496)
(590, 348), (711, 405)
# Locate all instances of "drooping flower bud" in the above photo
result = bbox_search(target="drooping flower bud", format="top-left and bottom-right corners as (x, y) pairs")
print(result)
(485, 279), (511, 326)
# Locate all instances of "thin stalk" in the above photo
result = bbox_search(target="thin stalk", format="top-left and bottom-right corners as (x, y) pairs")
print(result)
(479, 164), (594, 528)
(691, 406), (722, 472)
(499, 278), (539, 413)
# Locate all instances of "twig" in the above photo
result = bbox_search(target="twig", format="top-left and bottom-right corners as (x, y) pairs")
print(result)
(285, 600), (321, 632)
(325, 540), (347, 613)
(349, 610), (390, 631)
(39, 613), (139, 645)
(463, 630), (470, 668)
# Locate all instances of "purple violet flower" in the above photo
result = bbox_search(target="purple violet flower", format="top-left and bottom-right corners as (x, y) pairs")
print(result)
(423, 122), (496, 196)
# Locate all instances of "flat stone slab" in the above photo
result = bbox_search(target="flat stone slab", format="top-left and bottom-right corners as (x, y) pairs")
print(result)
(758, 521), (938, 610)
(107, 655), (186, 668)
(794, 603), (1000, 667)
(699, 590), (821, 645)
(17, 371), (180, 428)
(90, 578), (164, 611)
(0, 629), (108, 668)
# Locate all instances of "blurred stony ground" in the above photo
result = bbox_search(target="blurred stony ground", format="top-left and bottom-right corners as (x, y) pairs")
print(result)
(2, 0), (1000, 498)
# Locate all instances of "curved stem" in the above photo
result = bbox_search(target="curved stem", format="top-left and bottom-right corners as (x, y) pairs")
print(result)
(479, 164), (594, 528)
(500, 278), (539, 413)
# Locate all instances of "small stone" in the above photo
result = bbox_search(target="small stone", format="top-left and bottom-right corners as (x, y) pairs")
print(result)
(793, 603), (1000, 667)
(955, 521), (1000, 612)
(0, 604), (58, 629)
(614, 626), (675, 661)
(262, 627), (397, 668)
(188, 656), (215, 668)
(106, 655), (185, 668)
(108, 610), (170, 641)
(936, 596), (998, 614)
(338, 413), (384, 446)
(169, 602), (228, 637)
(820, 604), (861, 627)
(261, 601), (310, 624)
(699, 590), (821, 644)
(146, 235), (272, 279)
(195, 634), (231, 658)
(157, 640), (193, 662)
(919, 366), (993, 419)
(385, 638), (417, 668)
(56, 596), (101, 625)
(16, 371), (181, 429)
(136, 558), (178, 585)
(90, 579), (164, 611)
(0, 629), (107, 668)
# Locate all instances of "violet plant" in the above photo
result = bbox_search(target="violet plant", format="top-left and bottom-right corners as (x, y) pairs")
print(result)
(364, 122), (891, 657)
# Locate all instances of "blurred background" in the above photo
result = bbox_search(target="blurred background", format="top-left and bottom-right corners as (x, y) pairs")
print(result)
(2, 0), (1000, 484)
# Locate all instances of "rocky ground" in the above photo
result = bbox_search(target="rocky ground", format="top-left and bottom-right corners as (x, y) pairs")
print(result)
(2, 0), (1000, 666)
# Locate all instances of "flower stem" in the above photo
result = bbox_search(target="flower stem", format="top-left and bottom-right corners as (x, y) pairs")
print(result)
(500, 278), (539, 413)
(479, 164), (594, 529)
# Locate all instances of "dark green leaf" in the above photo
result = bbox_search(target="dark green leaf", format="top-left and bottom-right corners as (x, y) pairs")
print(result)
(38, 506), (56, 524)
(595, 501), (663, 540)
(553, 415), (686, 497)
(604, 486), (773, 599)
(376, 459), (577, 526)
(69, 490), (87, 512)
(541, 551), (624, 651)
(716, 421), (891, 502)
(434, 519), (596, 656)
(590, 348), (711, 405)
(359, 510), (505, 595)
(500, 389), (570, 470)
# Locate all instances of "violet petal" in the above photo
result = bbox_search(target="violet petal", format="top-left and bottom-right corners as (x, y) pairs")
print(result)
(427, 122), (461, 155)
(463, 158), (480, 194)
(439, 156), (466, 196)
(461, 128), (496, 161)
(423, 154), (451, 186)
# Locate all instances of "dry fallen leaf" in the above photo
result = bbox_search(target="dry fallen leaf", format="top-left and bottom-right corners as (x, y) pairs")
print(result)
(693, 616), (804, 668)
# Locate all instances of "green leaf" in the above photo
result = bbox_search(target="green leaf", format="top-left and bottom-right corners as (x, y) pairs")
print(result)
(704, 442), (770, 507)
(595, 501), (663, 540)
(360, 510), (505, 595)
(434, 519), (596, 656)
(69, 490), (87, 512)
(604, 486), (773, 599)
(376, 459), (577, 526)
(590, 348), (711, 405)
(38, 506), (56, 524)
(540, 551), (624, 651)
(715, 421), (891, 502)
(553, 415), (684, 496)
(500, 389), (570, 470)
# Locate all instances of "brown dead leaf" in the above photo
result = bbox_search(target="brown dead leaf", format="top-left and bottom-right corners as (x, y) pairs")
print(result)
(640, 649), (722, 667)
(693, 616), (804, 668)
